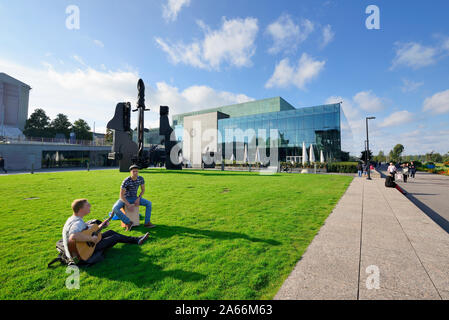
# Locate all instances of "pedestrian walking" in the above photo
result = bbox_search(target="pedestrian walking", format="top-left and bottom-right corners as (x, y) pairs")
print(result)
(409, 161), (416, 179)
(0, 156), (7, 174)
(357, 162), (363, 177)
(402, 163), (409, 183)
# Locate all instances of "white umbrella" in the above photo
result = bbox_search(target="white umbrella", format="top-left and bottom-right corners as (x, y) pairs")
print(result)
(243, 144), (248, 163)
(309, 144), (315, 163)
(255, 146), (260, 163)
(230, 153), (235, 162)
(302, 141), (308, 165)
(320, 149), (325, 163)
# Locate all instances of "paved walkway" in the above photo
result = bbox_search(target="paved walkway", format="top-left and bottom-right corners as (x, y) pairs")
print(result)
(275, 175), (449, 300)
(396, 172), (449, 233)
(0, 167), (119, 176)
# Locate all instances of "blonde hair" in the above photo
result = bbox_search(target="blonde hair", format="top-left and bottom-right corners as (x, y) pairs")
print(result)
(71, 199), (88, 213)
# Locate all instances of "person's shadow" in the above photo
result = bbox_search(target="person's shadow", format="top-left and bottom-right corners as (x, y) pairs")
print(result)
(147, 224), (281, 246)
(84, 245), (206, 288)
(84, 225), (280, 288)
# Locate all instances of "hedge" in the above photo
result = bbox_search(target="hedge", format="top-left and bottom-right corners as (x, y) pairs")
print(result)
(327, 162), (358, 173)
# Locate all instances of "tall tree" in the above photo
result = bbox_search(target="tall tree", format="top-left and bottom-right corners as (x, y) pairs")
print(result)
(389, 144), (404, 163)
(50, 113), (72, 139)
(105, 128), (113, 144)
(72, 119), (92, 141)
(374, 150), (386, 163)
(23, 108), (52, 138)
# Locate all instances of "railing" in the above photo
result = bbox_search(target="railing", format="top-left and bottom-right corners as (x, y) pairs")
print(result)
(0, 135), (112, 146)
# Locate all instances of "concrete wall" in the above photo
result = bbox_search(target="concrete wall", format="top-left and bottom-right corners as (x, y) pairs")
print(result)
(183, 111), (229, 168)
(0, 73), (31, 132)
(0, 143), (112, 171)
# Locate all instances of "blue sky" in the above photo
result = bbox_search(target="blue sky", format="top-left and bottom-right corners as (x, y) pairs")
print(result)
(1, 0), (449, 155)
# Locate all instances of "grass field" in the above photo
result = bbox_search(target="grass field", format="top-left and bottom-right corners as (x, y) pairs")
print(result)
(0, 169), (352, 299)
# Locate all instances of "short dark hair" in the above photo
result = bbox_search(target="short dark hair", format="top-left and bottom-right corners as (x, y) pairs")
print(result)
(71, 199), (88, 213)
(129, 164), (140, 171)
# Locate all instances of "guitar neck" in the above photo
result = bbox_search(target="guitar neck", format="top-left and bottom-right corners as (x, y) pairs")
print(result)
(93, 214), (114, 236)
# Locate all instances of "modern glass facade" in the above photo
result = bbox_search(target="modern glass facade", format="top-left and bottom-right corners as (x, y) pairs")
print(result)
(217, 103), (343, 162)
(170, 98), (349, 164)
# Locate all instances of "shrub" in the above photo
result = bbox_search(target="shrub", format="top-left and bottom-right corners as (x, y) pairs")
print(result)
(327, 162), (358, 173)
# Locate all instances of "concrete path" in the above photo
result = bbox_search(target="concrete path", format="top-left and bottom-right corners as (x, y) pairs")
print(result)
(397, 172), (449, 233)
(0, 167), (119, 176)
(275, 176), (449, 300)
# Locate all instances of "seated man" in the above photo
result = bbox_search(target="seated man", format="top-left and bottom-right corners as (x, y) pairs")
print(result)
(111, 164), (155, 230)
(63, 198), (149, 263)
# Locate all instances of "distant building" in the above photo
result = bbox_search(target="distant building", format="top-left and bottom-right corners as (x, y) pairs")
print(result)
(0, 72), (31, 138)
(169, 97), (348, 168)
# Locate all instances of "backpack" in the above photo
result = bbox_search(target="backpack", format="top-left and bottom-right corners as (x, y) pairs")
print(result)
(47, 219), (105, 268)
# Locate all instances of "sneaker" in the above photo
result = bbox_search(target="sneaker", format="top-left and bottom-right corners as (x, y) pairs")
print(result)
(138, 232), (149, 245)
(144, 222), (156, 228)
(125, 222), (134, 231)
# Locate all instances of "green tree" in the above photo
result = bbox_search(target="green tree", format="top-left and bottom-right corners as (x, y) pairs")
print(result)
(72, 119), (92, 141)
(105, 128), (113, 144)
(23, 108), (52, 138)
(389, 144), (404, 163)
(50, 113), (72, 139)
(373, 150), (386, 163)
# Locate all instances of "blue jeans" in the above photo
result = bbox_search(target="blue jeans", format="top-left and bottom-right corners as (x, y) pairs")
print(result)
(358, 170), (362, 177)
(112, 196), (152, 225)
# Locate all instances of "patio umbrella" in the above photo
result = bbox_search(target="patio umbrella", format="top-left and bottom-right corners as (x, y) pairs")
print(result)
(243, 144), (248, 163)
(320, 149), (325, 163)
(302, 141), (308, 165)
(255, 146), (260, 163)
(309, 144), (315, 163)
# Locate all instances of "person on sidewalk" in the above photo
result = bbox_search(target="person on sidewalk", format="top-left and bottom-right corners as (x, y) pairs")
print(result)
(409, 161), (416, 179)
(402, 163), (409, 183)
(387, 162), (397, 178)
(362, 163), (368, 176)
(0, 156), (7, 174)
(111, 164), (155, 230)
(357, 162), (363, 177)
(63, 199), (149, 264)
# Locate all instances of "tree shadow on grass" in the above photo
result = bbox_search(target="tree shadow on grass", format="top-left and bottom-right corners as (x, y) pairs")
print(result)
(134, 224), (281, 246)
(84, 245), (206, 288)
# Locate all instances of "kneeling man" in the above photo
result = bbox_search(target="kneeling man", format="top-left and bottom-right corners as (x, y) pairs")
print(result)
(112, 164), (155, 230)
(63, 198), (149, 263)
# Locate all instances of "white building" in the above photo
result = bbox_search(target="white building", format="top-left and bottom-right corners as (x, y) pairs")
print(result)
(0, 72), (31, 138)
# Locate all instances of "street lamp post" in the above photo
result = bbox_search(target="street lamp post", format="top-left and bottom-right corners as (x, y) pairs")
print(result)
(366, 116), (376, 180)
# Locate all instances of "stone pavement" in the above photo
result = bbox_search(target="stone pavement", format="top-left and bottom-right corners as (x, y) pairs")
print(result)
(396, 171), (449, 233)
(275, 175), (449, 300)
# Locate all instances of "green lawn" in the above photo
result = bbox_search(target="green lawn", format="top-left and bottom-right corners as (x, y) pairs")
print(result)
(0, 169), (352, 300)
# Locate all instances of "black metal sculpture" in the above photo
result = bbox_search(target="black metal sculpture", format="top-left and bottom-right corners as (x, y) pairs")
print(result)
(160, 106), (182, 170)
(107, 79), (182, 171)
(107, 102), (138, 172)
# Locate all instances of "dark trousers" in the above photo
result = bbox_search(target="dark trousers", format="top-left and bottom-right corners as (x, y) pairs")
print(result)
(0, 166), (6, 173)
(94, 230), (139, 253)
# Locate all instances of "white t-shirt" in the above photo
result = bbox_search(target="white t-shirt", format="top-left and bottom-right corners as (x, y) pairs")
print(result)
(387, 165), (396, 174)
(62, 215), (87, 260)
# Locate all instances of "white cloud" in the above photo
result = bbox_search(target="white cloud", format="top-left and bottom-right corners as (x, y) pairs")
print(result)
(155, 17), (259, 70)
(401, 78), (423, 93)
(353, 90), (385, 112)
(321, 24), (334, 48)
(379, 110), (414, 127)
(265, 15), (314, 54)
(93, 39), (104, 48)
(162, 0), (191, 22)
(0, 57), (253, 133)
(148, 83), (254, 116)
(391, 42), (438, 69)
(265, 53), (325, 90)
(423, 89), (449, 114)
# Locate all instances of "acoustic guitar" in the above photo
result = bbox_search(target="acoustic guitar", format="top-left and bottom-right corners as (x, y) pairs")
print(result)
(67, 213), (115, 261)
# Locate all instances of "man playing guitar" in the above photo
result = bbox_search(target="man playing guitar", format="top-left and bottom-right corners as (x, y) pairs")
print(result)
(62, 198), (149, 263)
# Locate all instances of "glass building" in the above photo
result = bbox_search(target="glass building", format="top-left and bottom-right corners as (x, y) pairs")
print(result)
(152, 97), (350, 167)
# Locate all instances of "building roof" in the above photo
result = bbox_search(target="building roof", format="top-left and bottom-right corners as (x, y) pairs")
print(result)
(172, 96), (295, 126)
(0, 72), (32, 89)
